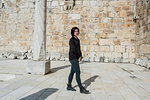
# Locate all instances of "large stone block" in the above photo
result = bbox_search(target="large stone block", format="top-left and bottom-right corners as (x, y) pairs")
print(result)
(95, 57), (100, 62)
(104, 57), (109, 63)
(115, 46), (125, 53)
(135, 58), (141, 65)
(82, 57), (90, 62)
(141, 57), (149, 67)
(147, 61), (150, 69)
(90, 57), (95, 62)
(26, 60), (51, 75)
(109, 58), (115, 63)
(100, 46), (110, 52)
(51, 1), (58, 7)
(68, 14), (80, 20)
(115, 57), (121, 63)
(99, 39), (109, 45)
(122, 58), (129, 63)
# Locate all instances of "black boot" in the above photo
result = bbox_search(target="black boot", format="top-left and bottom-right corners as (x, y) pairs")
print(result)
(67, 84), (76, 91)
(79, 86), (90, 94)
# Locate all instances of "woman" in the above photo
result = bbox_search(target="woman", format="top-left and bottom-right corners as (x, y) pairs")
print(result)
(67, 27), (89, 94)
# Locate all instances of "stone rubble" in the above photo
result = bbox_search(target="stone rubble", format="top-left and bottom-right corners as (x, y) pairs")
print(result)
(135, 57), (150, 69)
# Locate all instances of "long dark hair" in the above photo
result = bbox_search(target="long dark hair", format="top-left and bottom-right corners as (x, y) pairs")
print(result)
(71, 27), (80, 37)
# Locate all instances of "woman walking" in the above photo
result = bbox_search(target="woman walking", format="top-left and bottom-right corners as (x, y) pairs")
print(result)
(67, 27), (89, 94)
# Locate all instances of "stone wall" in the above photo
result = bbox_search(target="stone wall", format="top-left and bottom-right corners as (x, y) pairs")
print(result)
(47, 0), (137, 63)
(136, 0), (150, 59)
(0, 0), (34, 56)
(0, 0), (138, 63)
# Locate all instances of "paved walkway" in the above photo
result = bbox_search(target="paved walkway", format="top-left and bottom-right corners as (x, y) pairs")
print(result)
(0, 61), (150, 100)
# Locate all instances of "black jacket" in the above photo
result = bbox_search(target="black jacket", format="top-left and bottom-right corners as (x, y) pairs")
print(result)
(69, 36), (82, 60)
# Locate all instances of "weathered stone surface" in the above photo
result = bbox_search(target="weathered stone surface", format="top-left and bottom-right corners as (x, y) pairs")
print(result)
(33, 0), (47, 60)
(50, 52), (61, 60)
(115, 57), (121, 63)
(0, 74), (16, 81)
(136, 0), (150, 62)
(26, 60), (50, 75)
(60, 56), (65, 61)
(100, 57), (104, 62)
(68, 14), (80, 20)
(135, 58), (141, 65)
(7, 54), (17, 59)
(95, 57), (100, 62)
(65, 57), (69, 61)
(141, 57), (149, 67)
(147, 61), (150, 69)
(83, 57), (90, 62)
(122, 59), (129, 63)
(138, 59), (143, 66)
(104, 57), (109, 63)
(109, 58), (115, 63)
(90, 57), (95, 62)
(0, 0), (149, 65)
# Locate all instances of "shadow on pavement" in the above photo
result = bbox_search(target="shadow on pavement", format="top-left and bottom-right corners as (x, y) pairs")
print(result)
(19, 88), (58, 100)
(49, 61), (90, 73)
(73, 75), (99, 89)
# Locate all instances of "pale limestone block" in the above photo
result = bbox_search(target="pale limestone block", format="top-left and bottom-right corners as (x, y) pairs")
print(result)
(141, 57), (149, 67)
(104, 57), (109, 63)
(51, 1), (58, 7)
(147, 61), (150, 69)
(65, 57), (69, 61)
(110, 46), (114, 52)
(59, 1), (65, 5)
(90, 57), (95, 62)
(83, 1), (90, 6)
(112, 52), (122, 58)
(26, 60), (50, 75)
(7, 54), (17, 59)
(110, 58), (115, 63)
(115, 46), (125, 52)
(115, 57), (121, 63)
(95, 57), (100, 62)
(68, 14), (80, 20)
(51, 52), (61, 60)
(60, 56), (65, 61)
(83, 57), (90, 62)
(90, 1), (97, 6)
(122, 58), (129, 63)
(135, 58), (140, 65)
(138, 59), (143, 66)
(123, 53), (128, 59)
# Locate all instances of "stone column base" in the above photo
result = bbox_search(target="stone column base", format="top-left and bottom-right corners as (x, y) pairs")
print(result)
(26, 60), (51, 75)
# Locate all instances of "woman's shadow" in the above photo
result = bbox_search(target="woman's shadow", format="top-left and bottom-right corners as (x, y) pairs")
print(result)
(73, 75), (99, 89)
(19, 88), (58, 100)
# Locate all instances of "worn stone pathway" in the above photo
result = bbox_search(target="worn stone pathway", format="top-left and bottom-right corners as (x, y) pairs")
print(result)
(0, 60), (150, 100)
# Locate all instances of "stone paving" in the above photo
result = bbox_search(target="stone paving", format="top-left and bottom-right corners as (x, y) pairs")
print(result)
(0, 60), (150, 100)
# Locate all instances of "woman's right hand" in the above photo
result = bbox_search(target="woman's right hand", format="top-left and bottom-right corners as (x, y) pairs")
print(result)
(78, 57), (82, 62)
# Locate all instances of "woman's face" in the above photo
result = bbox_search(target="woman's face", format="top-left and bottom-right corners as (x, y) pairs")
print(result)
(74, 29), (79, 37)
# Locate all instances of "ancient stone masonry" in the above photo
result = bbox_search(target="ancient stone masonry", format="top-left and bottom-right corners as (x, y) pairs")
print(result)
(0, 0), (150, 66)
(134, 0), (150, 69)
(46, 0), (137, 63)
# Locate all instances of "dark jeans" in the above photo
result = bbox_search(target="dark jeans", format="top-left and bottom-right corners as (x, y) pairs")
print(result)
(68, 59), (82, 87)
